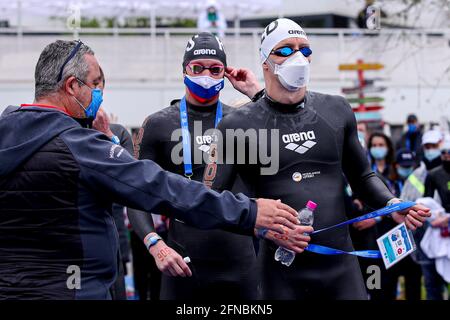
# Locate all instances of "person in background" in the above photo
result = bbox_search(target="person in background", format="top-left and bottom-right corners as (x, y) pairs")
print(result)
(349, 123), (383, 299)
(368, 132), (396, 188)
(401, 130), (443, 202)
(401, 130), (445, 300)
(377, 149), (423, 300)
(422, 137), (450, 300)
(397, 114), (423, 164)
(357, 122), (370, 149)
(367, 134), (421, 299)
(197, 0), (226, 39)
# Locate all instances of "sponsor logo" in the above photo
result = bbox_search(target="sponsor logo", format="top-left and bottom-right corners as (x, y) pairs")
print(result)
(293, 171), (321, 182)
(109, 144), (124, 159)
(292, 170), (320, 183)
(194, 49), (217, 55)
(288, 29), (306, 36)
(292, 172), (302, 182)
(195, 134), (218, 154)
(302, 171), (320, 179)
(282, 130), (317, 154)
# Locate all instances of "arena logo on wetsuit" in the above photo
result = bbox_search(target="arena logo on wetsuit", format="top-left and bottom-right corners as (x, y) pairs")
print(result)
(282, 130), (317, 155)
(196, 134), (218, 154)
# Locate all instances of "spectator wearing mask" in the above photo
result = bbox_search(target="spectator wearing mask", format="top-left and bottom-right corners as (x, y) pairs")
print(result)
(349, 123), (384, 299)
(395, 149), (416, 190)
(368, 132), (396, 191)
(401, 129), (443, 202)
(397, 114), (423, 164)
(400, 130), (444, 300)
(383, 149), (423, 300)
(197, 0), (226, 39)
(367, 135), (422, 299)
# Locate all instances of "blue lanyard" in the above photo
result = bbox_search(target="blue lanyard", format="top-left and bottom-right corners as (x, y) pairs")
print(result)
(179, 96), (222, 178)
(397, 180), (404, 194)
(305, 201), (416, 259)
(306, 244), (382, 258)
(372, 164), (377, 173)
(406, 137), (411, 151)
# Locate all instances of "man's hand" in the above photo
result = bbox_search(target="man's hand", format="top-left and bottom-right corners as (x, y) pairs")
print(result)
(255, 199), (299, 234)
(149, 240), (192, 277)
(353, 218), (377, 231)
(93, 108), (114, 139)
(390, 199), (431, 230)
(225, 66), (262, 99)
(264, 225), (313, 254)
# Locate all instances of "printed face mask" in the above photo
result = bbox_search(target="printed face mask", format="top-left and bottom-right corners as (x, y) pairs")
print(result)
(184, 75), (224, 103)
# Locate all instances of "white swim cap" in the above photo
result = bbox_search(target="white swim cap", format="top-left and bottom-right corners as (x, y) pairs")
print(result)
(260, 18), (308, 64)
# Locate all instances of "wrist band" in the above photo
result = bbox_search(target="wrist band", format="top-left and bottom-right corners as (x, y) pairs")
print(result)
(111, 135), (120, 145)
(386, 197), (403, 207)
(256, 228), (268, 239)
(144, 234), (162, 251)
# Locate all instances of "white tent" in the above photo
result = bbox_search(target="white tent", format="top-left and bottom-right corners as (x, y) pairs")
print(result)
(0, 0), (281, 20)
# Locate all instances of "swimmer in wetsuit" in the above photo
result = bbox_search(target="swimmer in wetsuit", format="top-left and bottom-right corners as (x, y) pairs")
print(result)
(128, 32), (312, 300)
(206, 18), (430, 300)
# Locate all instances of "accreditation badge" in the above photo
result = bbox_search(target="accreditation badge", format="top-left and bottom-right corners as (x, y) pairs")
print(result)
(376, 222), (416, 269)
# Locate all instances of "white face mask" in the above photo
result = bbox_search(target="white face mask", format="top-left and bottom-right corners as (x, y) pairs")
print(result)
(267, 52), (310, 92)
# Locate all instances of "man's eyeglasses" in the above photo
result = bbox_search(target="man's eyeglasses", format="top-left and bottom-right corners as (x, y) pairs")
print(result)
(441, 149), (450, 155)
(187, 63), (224, 76)
(57, 40), (84, 83)
(270, 46), (312, 58)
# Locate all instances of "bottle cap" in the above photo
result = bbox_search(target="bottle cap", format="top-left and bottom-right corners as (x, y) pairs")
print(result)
(306, 200), (317, 211)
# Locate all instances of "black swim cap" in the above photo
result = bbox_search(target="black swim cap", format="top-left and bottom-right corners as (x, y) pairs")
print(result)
(182, 32), (227, 70)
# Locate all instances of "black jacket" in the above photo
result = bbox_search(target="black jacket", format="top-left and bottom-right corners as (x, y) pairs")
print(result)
(0, 105), (257, 299)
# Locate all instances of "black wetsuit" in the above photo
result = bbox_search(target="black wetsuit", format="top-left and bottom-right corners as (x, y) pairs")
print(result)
(129, 99), (258, 300)
(209, 92), (394, 300)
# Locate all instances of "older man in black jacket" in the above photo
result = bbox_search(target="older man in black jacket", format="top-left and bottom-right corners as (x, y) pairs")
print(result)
(0, 39), (302, 300)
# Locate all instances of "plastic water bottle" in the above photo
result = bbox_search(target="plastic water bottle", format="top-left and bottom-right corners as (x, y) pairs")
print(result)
(274, 200), (317, 266)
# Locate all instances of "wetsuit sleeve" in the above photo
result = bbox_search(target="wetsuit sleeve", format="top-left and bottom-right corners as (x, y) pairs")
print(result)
(424, 174), (437, 198)
(340, 98), (395, 209)
(60, 128), (257, 235)
(128, 208), (156, 240)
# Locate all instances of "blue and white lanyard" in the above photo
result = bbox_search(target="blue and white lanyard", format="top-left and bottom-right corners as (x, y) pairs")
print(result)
(305, 201), (416, 258)
(179, 96), (222, 178)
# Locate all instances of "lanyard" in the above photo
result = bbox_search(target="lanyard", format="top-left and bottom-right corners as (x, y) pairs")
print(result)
(305, 201), (416, 258)
(179, 96), (222, 178)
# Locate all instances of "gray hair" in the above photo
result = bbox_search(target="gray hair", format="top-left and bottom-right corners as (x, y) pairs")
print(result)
(34, 40), (94, 100)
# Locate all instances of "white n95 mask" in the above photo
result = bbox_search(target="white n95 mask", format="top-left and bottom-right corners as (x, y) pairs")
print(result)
(268, 52), (310, 92)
